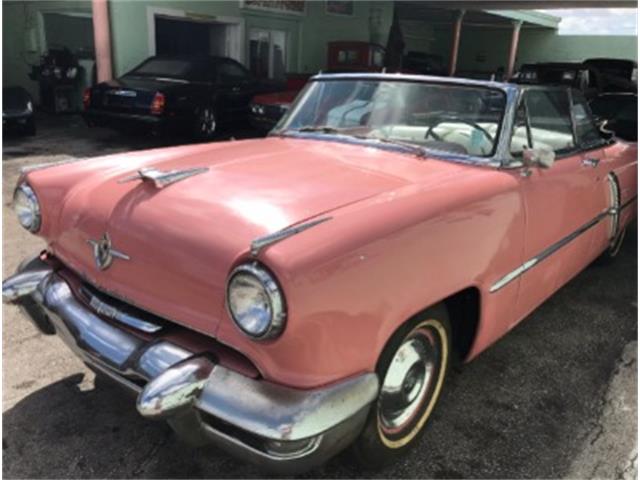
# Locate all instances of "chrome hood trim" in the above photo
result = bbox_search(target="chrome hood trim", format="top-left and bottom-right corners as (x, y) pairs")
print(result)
(118, 166), (209, 188)
(251, 217), (332, 256)
(21, 157), (87, 174)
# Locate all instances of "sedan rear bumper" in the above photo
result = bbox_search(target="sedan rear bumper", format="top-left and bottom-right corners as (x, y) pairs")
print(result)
(82, 109), (179, 132)
(3, 254), (378, 473)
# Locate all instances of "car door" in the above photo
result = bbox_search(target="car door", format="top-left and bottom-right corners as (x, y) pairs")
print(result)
(511, 88), (604, 323)
(573, 91), (638, 259)
(215, 59), (255, 120)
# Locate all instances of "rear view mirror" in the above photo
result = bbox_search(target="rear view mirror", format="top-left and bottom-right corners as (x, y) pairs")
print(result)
(523, 146), (555, 169)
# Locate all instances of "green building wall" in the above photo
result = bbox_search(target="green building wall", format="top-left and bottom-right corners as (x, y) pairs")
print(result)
(108, 0), (393, 76)
(455, 26), (637, 74)
(2, 0), (637, 104)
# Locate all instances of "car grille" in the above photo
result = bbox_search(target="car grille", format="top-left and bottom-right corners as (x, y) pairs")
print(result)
(77, 281), (168, 333)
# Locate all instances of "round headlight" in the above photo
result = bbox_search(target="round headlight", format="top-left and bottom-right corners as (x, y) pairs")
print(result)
(226, 263), (286, 340)
(13, 183), (41, 232)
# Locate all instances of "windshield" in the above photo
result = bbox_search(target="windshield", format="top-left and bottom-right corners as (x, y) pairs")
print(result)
(126, 58), (207, 81)
(275, 79), (507, 158)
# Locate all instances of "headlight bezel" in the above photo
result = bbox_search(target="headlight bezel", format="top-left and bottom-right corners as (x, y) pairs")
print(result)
(13, 183), (41, 233)
(226, 262), (286, 341)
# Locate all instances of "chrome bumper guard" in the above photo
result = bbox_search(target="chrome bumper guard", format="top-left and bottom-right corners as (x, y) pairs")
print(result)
(3, 255), (379, 473)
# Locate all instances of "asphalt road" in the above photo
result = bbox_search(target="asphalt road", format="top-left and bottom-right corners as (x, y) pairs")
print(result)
(2, 115), (637, 478)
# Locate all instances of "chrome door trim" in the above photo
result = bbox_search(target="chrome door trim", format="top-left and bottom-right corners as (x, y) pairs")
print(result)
(490, 208), (611, 293)
(606, 173), (621, 242)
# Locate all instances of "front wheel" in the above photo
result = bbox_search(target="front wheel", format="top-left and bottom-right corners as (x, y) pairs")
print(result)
(193, 106), (217, 141)
(351, 305), (451, 469)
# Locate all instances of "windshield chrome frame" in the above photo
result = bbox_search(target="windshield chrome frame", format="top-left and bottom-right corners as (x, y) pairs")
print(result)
(272, 73), (521, 168)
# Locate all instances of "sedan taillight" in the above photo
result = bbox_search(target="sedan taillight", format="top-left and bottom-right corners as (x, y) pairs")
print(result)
(82, 88), (91, 109)
(150, 92), (165, 115)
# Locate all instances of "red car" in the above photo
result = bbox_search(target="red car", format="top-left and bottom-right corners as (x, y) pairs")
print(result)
(4, 74), (637, 473)
(250, 41), (385, 131)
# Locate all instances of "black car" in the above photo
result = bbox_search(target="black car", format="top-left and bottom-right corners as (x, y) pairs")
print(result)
(402, 51), (446, 76)
(590, 92), (637, 142)
(83, 55), (268, 139)
(512, 62), (604, 100)
(3, 86), (36, 135)
(584, 58), (637, 93)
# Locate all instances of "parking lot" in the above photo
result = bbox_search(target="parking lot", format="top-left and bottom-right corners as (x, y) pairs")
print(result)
(2, 114), (637, 479)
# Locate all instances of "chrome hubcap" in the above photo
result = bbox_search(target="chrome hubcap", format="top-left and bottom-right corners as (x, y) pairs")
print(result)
(378, 335), (435, 431)
(199, 108), (216, 135)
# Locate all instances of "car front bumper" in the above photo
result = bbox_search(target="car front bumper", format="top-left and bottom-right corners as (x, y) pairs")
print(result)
(2, 254), (379, 473)
(3, 111), (33, 125)
(249, 114), (279, 132)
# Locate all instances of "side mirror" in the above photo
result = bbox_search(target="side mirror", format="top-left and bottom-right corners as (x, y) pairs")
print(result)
(597, 118), (615, 140)
(523, 146), (555, 169)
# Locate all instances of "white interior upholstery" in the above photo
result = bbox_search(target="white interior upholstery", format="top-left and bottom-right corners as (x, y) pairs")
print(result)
(510, 126), (575, 154)
(373, 123), (499, 156)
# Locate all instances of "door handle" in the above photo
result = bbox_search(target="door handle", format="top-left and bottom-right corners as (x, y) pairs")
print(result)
(582, 158), (600, 168)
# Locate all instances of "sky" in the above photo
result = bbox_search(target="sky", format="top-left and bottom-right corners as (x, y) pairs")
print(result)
(539, 8), (638, 35)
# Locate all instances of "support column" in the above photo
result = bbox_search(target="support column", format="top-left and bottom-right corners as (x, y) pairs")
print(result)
(92, 0), (113, 82)
(448, 9), (465, 77)
(506, 20), (523, 80)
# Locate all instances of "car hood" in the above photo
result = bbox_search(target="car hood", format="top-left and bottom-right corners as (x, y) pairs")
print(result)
(30, 137), (414, 337)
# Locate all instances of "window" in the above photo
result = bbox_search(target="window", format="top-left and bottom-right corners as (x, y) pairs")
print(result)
(372, 47), (385, 68)
(129, 58), (210, 81)
(571, 92), (602, 148)
(217, 61), (249, 84)
(249, 29), (287, 80)
(525, 90), (576, 154)
(280, 80), (506, 158)
(337, 49), (360, 64)
(510, 102), (530, 156)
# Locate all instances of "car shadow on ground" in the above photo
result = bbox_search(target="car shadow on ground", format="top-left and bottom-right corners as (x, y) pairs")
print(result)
(2, 228), (637, 479)
(2, 112), (263, 161)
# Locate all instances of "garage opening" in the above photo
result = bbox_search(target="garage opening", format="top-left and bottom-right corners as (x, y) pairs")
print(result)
(154, 15), (240, 59)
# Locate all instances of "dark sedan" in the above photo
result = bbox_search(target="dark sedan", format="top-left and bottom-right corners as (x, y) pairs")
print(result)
(83, 55), (267, 140)
(3, 86), (36, 135)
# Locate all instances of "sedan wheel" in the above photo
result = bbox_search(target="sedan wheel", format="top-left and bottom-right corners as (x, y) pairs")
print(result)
(352, 305), (451, 468)
(194, 107), (216, 140)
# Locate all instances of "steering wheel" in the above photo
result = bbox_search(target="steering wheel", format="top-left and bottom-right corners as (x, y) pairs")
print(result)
(425, 116), (494, 144)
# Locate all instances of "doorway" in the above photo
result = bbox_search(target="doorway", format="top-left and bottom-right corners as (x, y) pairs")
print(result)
(155, 16), (234, 57)
(148, 8), (244, 62)
(248, 28), (287, 80)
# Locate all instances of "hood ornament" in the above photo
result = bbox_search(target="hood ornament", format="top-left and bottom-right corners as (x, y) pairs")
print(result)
(87, 233), (130, 270)
(119, 167), (209, 189)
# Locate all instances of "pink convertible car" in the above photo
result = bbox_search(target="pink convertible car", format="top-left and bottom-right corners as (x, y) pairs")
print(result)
(3, 74), (637, 473)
